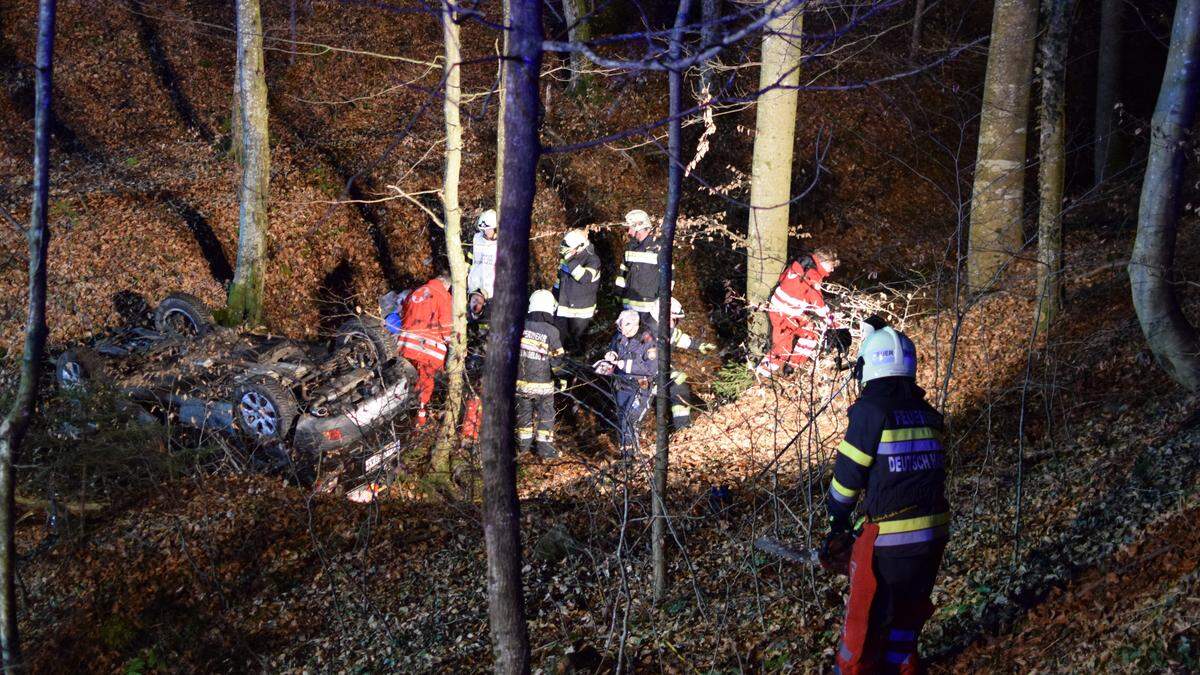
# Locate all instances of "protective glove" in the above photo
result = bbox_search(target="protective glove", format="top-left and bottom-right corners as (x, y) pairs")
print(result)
(698, 342), (717, 355)
(818, 530), (855, 575)
(605, 350), (618, 363)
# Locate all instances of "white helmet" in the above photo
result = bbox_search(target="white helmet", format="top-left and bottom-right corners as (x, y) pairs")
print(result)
(617, 309), (641, 336)
(562, 229), (589, 250)
(624, 209), (652, 232)
(477, 209), (498, 233)
(528, 289), (557, 315)
(859, 327), (917, 384)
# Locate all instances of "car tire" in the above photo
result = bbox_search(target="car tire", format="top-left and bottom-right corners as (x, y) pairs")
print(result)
(335, 315), (398, 367)
(54, 348), (107, 391)
(232, 376), (298, 441)
(154, 292), (215, 338)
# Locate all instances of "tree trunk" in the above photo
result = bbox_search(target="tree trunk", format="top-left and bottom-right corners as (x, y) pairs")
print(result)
(652, 0), (690, 607)
(228, 0), (270, 326)
(480, 0), (539, 670)
(289, 0), (297, 65)
(910, 0), (928, 60)
(561, 0), (590, 93)
(700, 0), (720, 91)
(1129, 0), (1200, 392)
(1035, 0), (1072, 331)
(495, 0), (508, 212)
(1094, 0), (1125, 184)
(231, 43), (242, 163)
(0, 1), (56, 666)
(967, 0), (1038, 292)
(746, 0), (803, 354)
(434, 1), (468, 481)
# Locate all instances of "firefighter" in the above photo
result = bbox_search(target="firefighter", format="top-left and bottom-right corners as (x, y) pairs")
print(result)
(595, 310), (657, 453)
(381, 288), (412, 335)
(396, 273), (453, 427)
(614, 209), (662, 318)
(822, 326), (949, 674)
(516, 290), (564, 458)
(756, 248), (841, 379)
(645, 297), (716, 430)
(554, 228), (601, 353)
(467, 209), (498, 299)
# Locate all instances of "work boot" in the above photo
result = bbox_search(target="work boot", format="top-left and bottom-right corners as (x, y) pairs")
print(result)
(415, 407), (429, 428)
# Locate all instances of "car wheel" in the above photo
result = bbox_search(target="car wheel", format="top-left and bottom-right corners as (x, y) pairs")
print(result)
(335, 315), (398, 368)
(55, 348), (107, 391)
(154, 292), (215, 338)
(232, 377), (298, 441)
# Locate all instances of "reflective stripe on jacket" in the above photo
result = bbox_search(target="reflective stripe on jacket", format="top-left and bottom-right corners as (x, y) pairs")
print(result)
(517, 314), (564, 395)
(556, 246), (601, 318)
(827, 377), (950, 556)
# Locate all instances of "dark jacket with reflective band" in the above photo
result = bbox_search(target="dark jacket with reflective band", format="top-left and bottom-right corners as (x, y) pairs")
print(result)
(615, 234), (661, 308)
(517, 312), (564, 395)
(556, 246), (601, 318)
(609, 330), (657, 388)
(827, 377), (950, 556)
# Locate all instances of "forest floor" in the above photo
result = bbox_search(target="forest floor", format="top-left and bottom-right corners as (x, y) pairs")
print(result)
(2, 0), (1199, 672)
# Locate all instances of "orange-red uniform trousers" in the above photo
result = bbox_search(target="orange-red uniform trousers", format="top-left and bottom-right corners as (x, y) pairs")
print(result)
(758, 257), (835, 377)
(396, 278), (452, 426)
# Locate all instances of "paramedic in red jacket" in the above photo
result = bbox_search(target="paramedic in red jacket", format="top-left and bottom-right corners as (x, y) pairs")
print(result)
(397, 274), (453, 427)
(756, 248), (840, 378)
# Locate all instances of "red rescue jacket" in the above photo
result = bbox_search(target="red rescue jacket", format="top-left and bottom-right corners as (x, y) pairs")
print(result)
(769, 257), (835, 328)
(399, 278), (452, 363)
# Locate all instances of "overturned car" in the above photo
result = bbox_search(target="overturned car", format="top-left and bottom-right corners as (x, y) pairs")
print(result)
(54, 292), (416, 493)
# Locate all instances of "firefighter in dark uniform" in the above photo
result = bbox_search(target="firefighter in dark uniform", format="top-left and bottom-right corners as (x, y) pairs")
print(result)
(595, 310), (658, 453)
(643, 297), (716, 431)
(516, 290), (564, 458)
(823, 325), (950, 674)
(554, 228), (601, 353)
(614, 209), (662, 319)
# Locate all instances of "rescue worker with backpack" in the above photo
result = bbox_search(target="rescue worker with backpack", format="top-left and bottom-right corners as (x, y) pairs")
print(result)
(467, 209), (498, 299)
(822, 324), (949, 674)
(614, 210), (662, 319)
(756, 248), (841, 378)
(595, 310), (657, 453)
(396, 273), (453, 427)
(554, 228), (601, 353)
(516, 290), (565, 458)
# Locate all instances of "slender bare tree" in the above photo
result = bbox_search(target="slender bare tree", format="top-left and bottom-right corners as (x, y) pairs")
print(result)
(967, 0), (1038, 292)
(228, 0), (270, 325)
(479, 0), (540, 669)
(0, 0), (57, 666)
(910, 0), (928, 60)
(746, 0), (803, 351)
(652, 0), (690, 606)
(1129, 0), (1200, 391)
(495, 0), (509, 212)
(561, 0), (590, 92)
(434, 0), (468, 481)
(1035, 0), (1072, 331)
(1094, 0), (1125, 185)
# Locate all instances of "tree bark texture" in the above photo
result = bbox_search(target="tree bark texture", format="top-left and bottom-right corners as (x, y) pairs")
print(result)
(652, 0), (690, 606)
(0, 0), (56, 666)
(479, 0), (539, 670)
(228, 0), (270, 325)
(910, 0), (927, 60)
(700, 0), (721, 91)
(1035, 0), (1072, 331)
(1129, 0), (1200, 392)
(967, 0), (1038, 292)
(1094, 0), (1125, 184)
(495, 0), (509, 212)
(434, 1), (468, 479)
(746, 0), (802, 353)
(561, 0), (591, 92)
